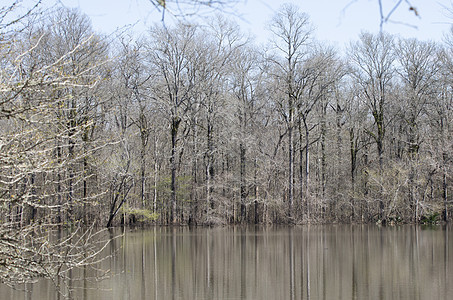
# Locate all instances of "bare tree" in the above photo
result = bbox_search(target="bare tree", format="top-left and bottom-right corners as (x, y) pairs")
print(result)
(343, 85), (371, 221)
(146, 23), (198, 223)
(295, 45), (343, 219)
(0, 5), (111, 288)
(229, 44), (266, 223)
(434, 38), (453, 223)
(395, 38), (440, 222)
(267, 3), (312, 220)
(348, 32), (395, 221)
(309, 45), (346, 217)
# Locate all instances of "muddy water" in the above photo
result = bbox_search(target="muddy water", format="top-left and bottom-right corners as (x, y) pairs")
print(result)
(1, 225), (451, 300)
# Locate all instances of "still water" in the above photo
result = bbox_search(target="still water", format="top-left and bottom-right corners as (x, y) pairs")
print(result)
(1, 225), (452, 300)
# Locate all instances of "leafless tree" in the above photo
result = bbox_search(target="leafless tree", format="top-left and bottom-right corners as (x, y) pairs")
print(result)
(267, 3), (313, 221)
(146, 22), (198, 223)
(395, 38), (440, 222)
(0, 5), (111, 289)
(348, 32), (395, 221)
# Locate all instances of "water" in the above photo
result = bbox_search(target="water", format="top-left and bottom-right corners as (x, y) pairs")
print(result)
(1, 225), (451, 300)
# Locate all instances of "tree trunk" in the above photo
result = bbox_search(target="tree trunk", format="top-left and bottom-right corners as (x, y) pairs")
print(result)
(205, 114), (215, 220)
(240, 142), (247, 223)
(254, 158), (259, 224)
(153, 132), (158, 215)
(83, 156), (88, 224)
(298, 119), (304, 218)
(320, 99), (327, 203)
(57, 141), (62, 225)
(303, 117), (310, 218)
(443, 166), (448, 222)
(375, 112), (385, 220)
(170, 116), (181, 224)
(288, 100), (294, 220)
(67, 97), (77, 223)
(140, 134), (146, 209)
(335, 102), (343, 220)
(349, 129), (359, 221)
(189, 116), (198, 225)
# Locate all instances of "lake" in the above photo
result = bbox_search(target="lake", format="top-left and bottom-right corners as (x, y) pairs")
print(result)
(1, 225), (451, 299)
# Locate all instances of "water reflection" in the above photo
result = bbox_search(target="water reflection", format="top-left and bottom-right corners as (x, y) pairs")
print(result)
(0, 225), (452, 300)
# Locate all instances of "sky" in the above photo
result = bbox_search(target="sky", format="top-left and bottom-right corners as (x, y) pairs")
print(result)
(36, 0), (453, 46)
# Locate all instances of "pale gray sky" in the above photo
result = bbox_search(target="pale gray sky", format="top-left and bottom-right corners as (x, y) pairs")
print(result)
(41, 0), (453, 46)
(238, 0), (452, 45)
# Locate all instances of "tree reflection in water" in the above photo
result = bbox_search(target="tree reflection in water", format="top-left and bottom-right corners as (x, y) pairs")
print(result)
(0, 225), (452, 300)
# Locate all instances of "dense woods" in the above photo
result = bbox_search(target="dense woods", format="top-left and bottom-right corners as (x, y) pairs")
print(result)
(1, 2), (452, 235)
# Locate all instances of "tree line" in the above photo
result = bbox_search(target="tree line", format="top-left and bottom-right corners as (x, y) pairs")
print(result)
(1, 3), (452, 232)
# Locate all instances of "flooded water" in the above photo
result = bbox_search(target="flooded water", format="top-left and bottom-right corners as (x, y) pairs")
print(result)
(1, 225), (452, 300)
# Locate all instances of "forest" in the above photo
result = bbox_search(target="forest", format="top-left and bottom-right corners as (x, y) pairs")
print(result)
(1, 2), (452, 233)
